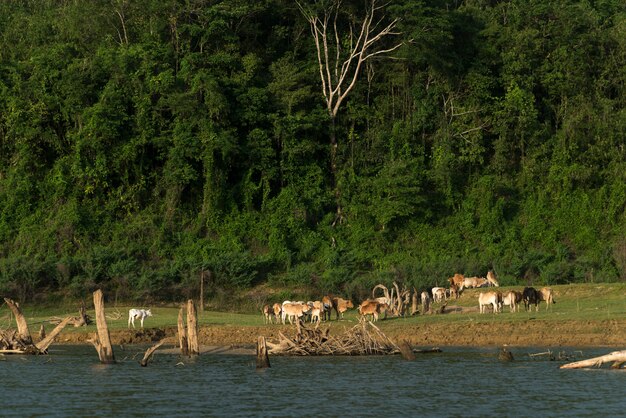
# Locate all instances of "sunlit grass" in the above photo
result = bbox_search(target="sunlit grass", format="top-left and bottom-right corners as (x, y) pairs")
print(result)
(6, 283), (626, 336)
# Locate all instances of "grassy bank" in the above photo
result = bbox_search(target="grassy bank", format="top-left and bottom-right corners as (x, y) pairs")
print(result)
(8, 283), (626, 347)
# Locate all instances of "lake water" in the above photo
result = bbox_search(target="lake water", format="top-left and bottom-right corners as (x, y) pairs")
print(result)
(1, 345), (624, 417)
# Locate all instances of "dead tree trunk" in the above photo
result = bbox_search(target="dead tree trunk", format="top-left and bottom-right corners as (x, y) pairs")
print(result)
(256, 336), (270, 369)
(560, 350), (626, 369)
(177, 306), (189, 356)
(74, 300), (91, 327)
(4, 298), (33, 345)
(91, 289), (115, 364)
(411, 289), (419, 315)
(36, 317), (72, 352)
(186, 299), (199, 355)
(140, 340), (165, 367)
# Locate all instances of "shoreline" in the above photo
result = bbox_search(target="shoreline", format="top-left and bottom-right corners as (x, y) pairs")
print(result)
(52, 318), (626, 349)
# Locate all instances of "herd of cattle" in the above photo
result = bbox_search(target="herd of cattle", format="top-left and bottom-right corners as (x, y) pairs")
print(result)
(261, 271), (556, 324)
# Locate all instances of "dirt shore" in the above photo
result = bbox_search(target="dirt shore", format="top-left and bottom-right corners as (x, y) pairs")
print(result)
(56, 318), (626, 349)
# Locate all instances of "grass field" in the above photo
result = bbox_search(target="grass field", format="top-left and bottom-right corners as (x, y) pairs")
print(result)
(6, 283), (625, 338)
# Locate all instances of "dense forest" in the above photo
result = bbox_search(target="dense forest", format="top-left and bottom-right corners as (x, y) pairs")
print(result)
(0, 0), (625, 303)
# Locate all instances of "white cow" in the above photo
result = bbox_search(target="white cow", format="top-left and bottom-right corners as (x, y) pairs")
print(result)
(128, 308), (152, 329)
(478, 291), (501, 314)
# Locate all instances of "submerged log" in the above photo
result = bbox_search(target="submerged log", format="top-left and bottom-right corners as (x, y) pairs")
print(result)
(256, 336), (270, 368)
(92, 289), (115, 364)
(560, 350), (626, 369)
(140, 339), (165, 367)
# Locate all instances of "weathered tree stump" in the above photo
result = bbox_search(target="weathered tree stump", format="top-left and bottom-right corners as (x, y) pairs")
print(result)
(177, 306), (189, 356)
(91, 289), (115, 364)
(4, 298), (33, 345)
(186, 299), (199, 355)
(1, 298), (70, 354)
(399, 340), (416, 360)
(256, 336), (270, 368)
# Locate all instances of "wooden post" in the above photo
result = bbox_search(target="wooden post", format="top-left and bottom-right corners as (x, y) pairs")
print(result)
(256, 336), (270, 368)
(399, 340), (416, 360)
(4, 298), (33, 345)
(186, 299), (199, 355)
(92, 289), (115, 364)
(177, 306), (189, 356)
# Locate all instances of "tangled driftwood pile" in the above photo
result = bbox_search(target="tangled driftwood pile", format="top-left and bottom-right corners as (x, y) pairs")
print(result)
(0, 298), (71, 354)
(267, 317), (400, 356)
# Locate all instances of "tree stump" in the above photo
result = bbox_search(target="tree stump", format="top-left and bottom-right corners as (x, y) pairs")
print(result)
(177, 306), (189, 356)
(256, 336), (270, 369)
(399, 340), (416, 360)
(4, 298), (33, 345)
(186, 299), (199, 355)
(91, 289), (115, 364)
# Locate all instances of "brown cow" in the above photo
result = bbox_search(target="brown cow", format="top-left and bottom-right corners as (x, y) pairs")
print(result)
(321, 295), (333, 321)
(332, 297), (354, 320)
(358, 301), (388, 322)
(448, 273), (465, 290)
(272, 303), (282, 323)
(486, 270), (500, 287)
(262, 304), (274, 324)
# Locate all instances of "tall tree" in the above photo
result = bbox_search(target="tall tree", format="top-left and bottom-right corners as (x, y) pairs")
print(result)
(296, 0), (402, 224)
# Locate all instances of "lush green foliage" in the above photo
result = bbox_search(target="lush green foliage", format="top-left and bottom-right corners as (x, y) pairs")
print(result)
(0, 0), (624, 302)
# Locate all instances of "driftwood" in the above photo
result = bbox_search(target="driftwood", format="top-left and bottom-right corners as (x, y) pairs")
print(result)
(267, 317), (400, 356)
(90, 289), (115, 364)
(560, 350), (626, 369)
(48, 301), (93, 327)
(36, 317), (72, 352)
(0, 298), (71, 354)
(140, 339), (165, 367)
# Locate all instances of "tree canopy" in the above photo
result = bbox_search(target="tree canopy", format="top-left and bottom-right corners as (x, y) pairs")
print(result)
(0, 0), (624, 302)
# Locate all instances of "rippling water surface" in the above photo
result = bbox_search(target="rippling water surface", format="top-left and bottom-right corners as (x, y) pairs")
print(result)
(2, 345), (624, 417)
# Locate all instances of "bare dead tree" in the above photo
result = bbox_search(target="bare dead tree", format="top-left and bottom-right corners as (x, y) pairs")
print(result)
(296, 0), (403, 224)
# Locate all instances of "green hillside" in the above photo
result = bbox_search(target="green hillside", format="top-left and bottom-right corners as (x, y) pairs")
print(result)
(0, 0), (625, 303)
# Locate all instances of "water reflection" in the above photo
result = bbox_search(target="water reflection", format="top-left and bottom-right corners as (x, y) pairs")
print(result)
(0, 346), (624, 417)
